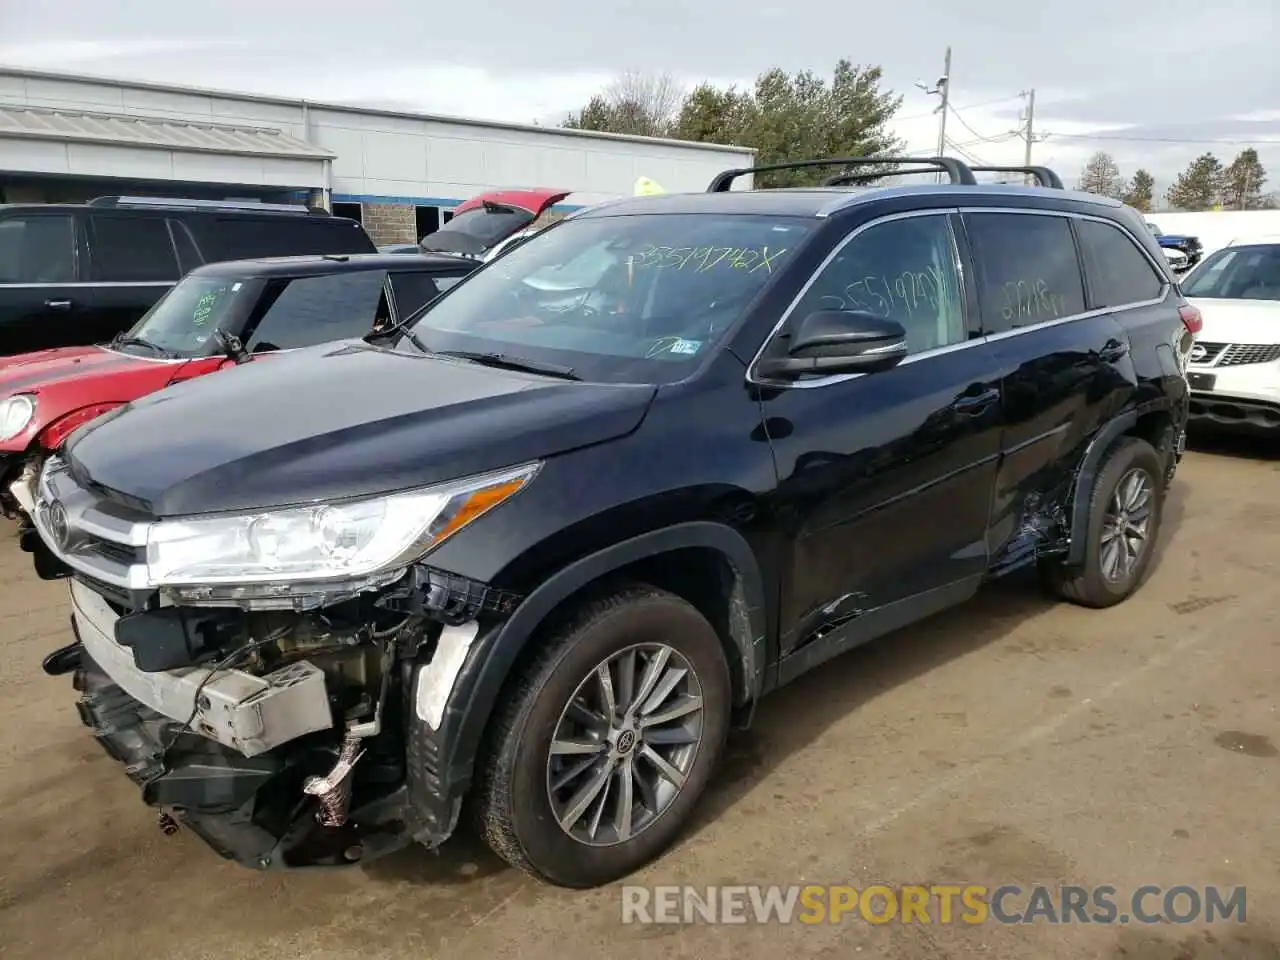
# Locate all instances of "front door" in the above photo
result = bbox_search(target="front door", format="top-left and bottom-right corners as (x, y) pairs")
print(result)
(755, 211), (1005, 679)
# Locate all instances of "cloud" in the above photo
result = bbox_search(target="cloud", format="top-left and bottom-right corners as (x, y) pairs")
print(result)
(1, 0), (1276, 203)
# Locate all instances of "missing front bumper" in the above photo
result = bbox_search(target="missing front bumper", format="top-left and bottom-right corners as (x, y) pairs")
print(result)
(72, 645), (413, 869)
(70, 579), (333, 756)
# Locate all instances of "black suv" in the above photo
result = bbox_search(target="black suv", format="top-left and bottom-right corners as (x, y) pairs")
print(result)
(30, 157), (1197, 889)
(0, 196), (375, 356)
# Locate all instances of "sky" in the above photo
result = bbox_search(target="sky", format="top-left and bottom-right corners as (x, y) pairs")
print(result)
(1, 0), (1276, 205)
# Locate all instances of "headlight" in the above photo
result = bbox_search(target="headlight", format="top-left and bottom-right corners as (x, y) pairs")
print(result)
(0, 394), (36, 441)
(145, 461), (539, 587)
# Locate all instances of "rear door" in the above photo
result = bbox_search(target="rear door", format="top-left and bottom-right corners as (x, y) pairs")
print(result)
(0, 210), (84, 355)
(85, 212), (183, 345)
(961, 209), (1135, 569)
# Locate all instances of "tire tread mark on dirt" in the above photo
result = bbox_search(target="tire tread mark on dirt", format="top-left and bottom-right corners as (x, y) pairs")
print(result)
(1168, 595), (1234, 616)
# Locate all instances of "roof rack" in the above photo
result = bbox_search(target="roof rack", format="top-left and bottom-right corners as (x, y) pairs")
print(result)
(87, 196), (325, 215)
(966, 166), (1064, 189)
(707, 156), (979, 192)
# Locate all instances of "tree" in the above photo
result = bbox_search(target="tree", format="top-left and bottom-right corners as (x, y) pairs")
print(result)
(1121, 169), (1155, 211)
(669, 83), (755, 146)
(745, 61), (903, 187)
(1165, 153), (1226, 211)
(565, 60), (904, 188)
(562, 70), (684, 138)
(1222, 148), (1269, 210)
(1077, 151), (1124, 198)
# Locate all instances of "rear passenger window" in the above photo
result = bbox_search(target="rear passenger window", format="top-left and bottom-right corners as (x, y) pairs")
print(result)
(964, 213), (1086, 333)
(245, 269), (387, 352)
(89, 216), (179, 282)
(1076, 219), (1165, 307)
(0, 216), (76, 283)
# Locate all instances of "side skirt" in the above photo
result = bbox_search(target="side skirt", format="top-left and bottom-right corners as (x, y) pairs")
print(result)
(775, 575), (984, 688)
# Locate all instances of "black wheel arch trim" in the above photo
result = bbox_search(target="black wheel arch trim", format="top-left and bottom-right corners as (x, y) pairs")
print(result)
(1065, 400), (1174, 566)
(439, 521), (768, 792)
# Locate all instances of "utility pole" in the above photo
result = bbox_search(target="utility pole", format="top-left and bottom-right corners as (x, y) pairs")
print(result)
(1016, 88), (1047, 185)
(916, 47), (951, 182)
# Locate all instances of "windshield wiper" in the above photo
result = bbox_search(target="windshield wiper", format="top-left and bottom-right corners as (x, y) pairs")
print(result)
(369, 317), (433, 355)
(434, 350), (580, 380)
(211, 328), (249, 364)
(109, 333), (175, 357)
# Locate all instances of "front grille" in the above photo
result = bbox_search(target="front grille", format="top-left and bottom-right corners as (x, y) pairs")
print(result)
(1218, 343), (1280, 367)
(32, 457), (155, 592)
(1192, 341), (1228, 364)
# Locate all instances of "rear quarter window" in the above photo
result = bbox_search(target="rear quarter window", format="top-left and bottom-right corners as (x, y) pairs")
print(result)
(1076, 219), (1165, 308)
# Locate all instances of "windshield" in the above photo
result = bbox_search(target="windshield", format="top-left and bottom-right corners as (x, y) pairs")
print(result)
(401, 212), (815, 383)
(1146, 222), (1162, 235)
(1181, 244), (1280, 301)
(123, 275), (259, 355)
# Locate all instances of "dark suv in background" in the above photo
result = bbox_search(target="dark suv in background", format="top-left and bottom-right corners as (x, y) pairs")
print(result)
(0, 196), (375, 355)
(31, 156), (1196, 890)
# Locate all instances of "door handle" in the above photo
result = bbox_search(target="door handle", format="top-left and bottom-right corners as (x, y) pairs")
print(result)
(44, 298), (73, 311)
(1098, 338), (1129, 363)
(952, 387), (999, 416)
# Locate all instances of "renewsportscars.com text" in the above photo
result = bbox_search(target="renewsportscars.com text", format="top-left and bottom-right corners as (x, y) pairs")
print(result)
(620, 884), (1247, 926)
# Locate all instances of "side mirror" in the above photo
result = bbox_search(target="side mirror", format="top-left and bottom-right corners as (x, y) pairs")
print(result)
(755, 310), (908, 380)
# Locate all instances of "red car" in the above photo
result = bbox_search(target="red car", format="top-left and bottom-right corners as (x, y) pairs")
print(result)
(0, 187), (569, 522)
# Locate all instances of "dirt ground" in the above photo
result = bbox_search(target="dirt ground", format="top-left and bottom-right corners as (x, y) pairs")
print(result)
(1, 434), (1277, 960)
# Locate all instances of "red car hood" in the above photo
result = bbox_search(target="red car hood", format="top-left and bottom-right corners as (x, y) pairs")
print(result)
(0, 344), (175, 394)
(451, 188), (571, 217)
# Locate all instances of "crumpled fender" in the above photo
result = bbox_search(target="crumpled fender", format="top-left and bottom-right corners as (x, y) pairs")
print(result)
(36, 402), (127, 451)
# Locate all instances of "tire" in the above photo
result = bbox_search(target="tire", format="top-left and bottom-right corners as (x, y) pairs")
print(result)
(471, 584), (731, 888)
(1040, 436), (1164, 609)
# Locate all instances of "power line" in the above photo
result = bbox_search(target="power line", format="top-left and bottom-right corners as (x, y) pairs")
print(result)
(947, 103), (1007, 144)
(897, 94), (1024, 124)
(1044, 131), (1280, 146)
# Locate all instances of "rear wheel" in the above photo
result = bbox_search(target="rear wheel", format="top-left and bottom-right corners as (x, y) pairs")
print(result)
(1041, 436), (1163, 608)
(472, 585), (731, 888)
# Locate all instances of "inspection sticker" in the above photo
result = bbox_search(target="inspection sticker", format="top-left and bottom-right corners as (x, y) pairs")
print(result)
(668, 339), (702, 355)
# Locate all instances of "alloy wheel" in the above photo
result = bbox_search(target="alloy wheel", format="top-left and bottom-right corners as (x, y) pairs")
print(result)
(546, 643), (705, 847)
(1100, 467), (1154, 583)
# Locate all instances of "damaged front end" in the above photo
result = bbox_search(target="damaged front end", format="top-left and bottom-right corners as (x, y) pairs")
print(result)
(30, 456), (529, 870)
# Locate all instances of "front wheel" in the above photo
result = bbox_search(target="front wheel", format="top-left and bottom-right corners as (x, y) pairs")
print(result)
(472, 585), (731, 888)
(1040, 436), (1164, 608)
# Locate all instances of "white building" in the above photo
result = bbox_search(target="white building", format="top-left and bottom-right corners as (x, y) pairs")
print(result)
(0, 66), (754, 244)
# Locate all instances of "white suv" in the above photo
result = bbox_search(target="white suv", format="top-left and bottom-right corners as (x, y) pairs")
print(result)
(1181, 235), (1280, 434)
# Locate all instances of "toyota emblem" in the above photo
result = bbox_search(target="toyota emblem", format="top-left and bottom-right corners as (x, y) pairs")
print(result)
(1189, 343), (1207, 363)
(47, 500), (70, 549)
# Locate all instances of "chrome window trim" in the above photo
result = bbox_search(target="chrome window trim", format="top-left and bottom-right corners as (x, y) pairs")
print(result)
(746, 205), (1172, 390)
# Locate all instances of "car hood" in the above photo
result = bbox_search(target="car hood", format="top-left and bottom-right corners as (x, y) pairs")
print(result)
(1157, 234), (1197, 245)
(64, 340), (656, 517)
(1187, 297), (1280, 345)
(0, 344), (179, 395)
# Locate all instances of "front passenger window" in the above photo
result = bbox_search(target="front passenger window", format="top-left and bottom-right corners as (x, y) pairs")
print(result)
(792, 215), (966, 354)
(245, 270), (387, 352)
